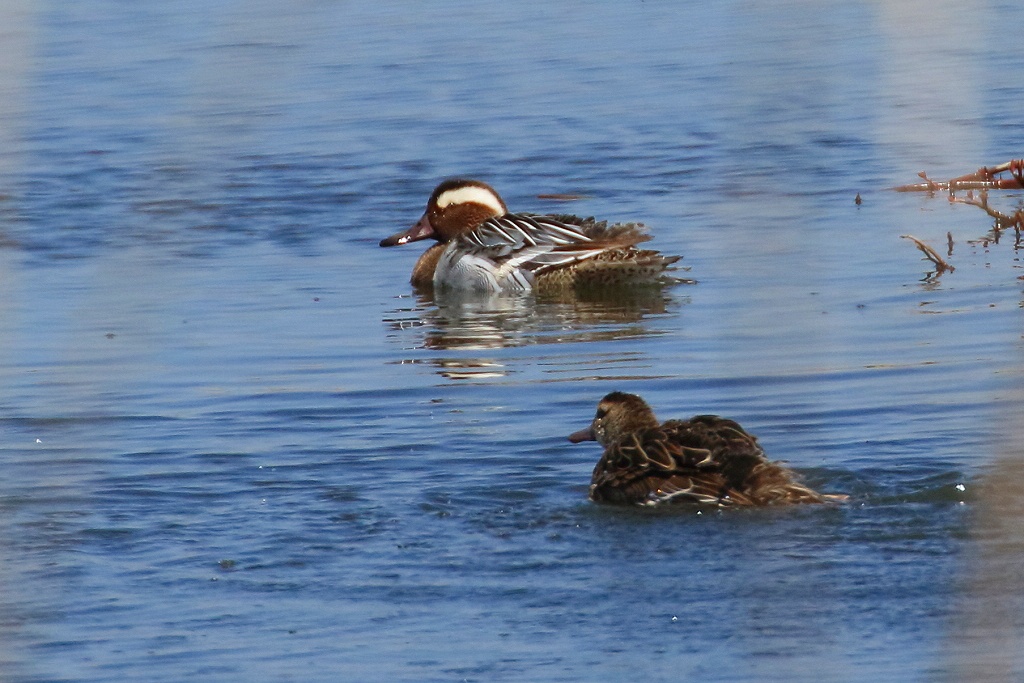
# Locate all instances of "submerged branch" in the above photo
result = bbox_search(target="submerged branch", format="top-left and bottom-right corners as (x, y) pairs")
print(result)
(901, 234), (955, 276)
(951, 189), (1024, 232)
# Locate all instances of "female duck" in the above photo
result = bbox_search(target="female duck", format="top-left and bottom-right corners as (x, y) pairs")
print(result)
(568, 392), (845, 506)
(379, 179), (681, 293)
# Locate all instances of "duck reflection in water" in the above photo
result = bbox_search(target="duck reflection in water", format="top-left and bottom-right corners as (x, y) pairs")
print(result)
(383, 287), (688, 380)
(387, 285), (685, 350)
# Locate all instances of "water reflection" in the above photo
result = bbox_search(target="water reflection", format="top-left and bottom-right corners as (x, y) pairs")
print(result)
(386, 286), (684, 351)
(383, 286), (687, 380)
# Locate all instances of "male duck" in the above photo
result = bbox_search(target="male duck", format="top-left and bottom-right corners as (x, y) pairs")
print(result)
(379, 179), (681, 293)
(569, 392), (846, 507)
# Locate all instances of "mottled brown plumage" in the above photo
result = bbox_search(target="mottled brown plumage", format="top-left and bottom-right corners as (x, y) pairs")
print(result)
(568, 392), (845, 507)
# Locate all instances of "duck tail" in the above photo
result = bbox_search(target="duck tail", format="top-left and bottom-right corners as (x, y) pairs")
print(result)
(566, 250), (683, 287)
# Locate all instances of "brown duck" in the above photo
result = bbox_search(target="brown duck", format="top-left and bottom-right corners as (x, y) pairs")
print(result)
(569, 392), (846, 506)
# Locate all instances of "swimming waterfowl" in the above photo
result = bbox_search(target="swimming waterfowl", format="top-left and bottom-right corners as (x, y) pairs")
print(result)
(379, 179), (681, 293)
(568, 392), (845, 507)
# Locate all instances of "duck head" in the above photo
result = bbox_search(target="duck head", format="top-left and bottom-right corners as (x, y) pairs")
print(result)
(380, 178), (508, 247)
(568, 391), (660, 446)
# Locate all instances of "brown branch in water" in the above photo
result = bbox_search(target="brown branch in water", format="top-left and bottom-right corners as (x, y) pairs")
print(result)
(894, 163), (1024, 250)
(892, 159), (1024, 193)
(950, 189), (1024, 232)
(901, 234), (955, 275)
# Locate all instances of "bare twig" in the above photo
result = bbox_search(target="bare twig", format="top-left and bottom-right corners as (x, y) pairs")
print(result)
(894, 162), (1024, 260)
(950, 190), (1024, 232)
(901, 234), (955, 275)
(892, 159), (1024, 193)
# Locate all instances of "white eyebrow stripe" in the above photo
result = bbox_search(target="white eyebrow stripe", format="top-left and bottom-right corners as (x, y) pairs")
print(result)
(435, 186), (506, 215)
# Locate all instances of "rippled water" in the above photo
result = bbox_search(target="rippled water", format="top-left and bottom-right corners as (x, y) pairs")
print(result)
(2, 2), (1024, 681)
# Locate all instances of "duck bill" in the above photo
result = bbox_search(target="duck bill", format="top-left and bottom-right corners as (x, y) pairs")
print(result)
(568, 426), (595, 443)
(379, 213), (436, 247)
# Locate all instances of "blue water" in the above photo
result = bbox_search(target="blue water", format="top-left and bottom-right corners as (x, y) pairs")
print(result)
(2, 2), (1024, 681)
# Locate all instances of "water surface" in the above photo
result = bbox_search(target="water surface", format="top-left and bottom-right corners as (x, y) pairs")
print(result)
(2, 2), (1024, 681)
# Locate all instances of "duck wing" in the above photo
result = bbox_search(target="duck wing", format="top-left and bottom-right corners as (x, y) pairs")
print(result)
(668, 416), (835, 505)
(457, 214), (652, 277)
(589, 415), (828, 506)
(465, 214), (598, 247)
(589, 421), (733, 506)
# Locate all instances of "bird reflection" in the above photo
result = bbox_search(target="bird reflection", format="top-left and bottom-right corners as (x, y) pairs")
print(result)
(383, 286), (687, 380)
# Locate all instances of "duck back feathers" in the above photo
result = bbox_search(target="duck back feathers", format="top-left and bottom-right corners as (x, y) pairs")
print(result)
(573, 393), (844, 507)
